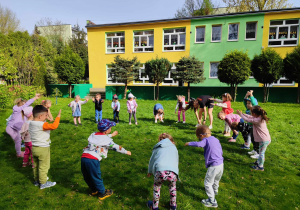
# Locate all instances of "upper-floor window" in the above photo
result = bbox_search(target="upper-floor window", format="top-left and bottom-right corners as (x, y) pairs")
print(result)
(272, 77), (295, 86)
(210, 62), (219, 78)
(195, 26), (205, 43)
(228, 23), (239, 41)
(106, 32), (125, 53)
(212, 25), (222, 42)
(163, 28), (186, 51)
(268, 19), (299, 46)
(134, 30), (154, 52)
(246, 22), (257, 40)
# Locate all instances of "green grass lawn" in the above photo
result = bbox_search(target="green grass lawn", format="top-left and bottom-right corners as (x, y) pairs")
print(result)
(0, 98), (299, 209)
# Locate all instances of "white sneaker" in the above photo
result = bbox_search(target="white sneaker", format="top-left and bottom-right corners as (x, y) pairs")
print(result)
(183, 121), (186, 124)
(195, 124), (200, 127)
(40, 181), (56, 189)
(129, 122), (131, 125)
(161, 120), (164, 123)
(209, 125), (213, 129)
(155, 120), (157, 123)
(248, 150), (257, 155)
(176, 121), (179, 123)
(135, 122), (138, 125)
(250, 154), (259, 159)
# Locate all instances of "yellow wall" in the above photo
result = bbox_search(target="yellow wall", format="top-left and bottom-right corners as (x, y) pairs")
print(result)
(87, 20), (191, 88)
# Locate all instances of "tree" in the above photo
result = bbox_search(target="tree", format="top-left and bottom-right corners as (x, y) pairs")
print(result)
(174, 56), (205, 100)
(251, 48), (283, 103)
(145, 57), (172, 100)
(218, 50), (251, 101)
(0, 4), (20, 34)
(110, 55), (141, 99)
(283, 46), (300, 103)
(175, 0), (216, 18)
(0, 53), (18, 85)
(54, 47), (85, 97)
(222, 0), (293, 12)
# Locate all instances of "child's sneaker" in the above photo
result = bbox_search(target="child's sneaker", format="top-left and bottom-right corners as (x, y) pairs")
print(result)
(208, 125), (212, 129)
(40, 181), (56, 189)
(195, 124), (200, 127)
(201, 198), (218, 208)
(250, 154), (259, 159)
(129, 122), (132, 125)
(161, 120), (164, 123)
(252, 165), (264, 171)
(147, 200), (153, 209)
(240, 145), (250, 149)
(155, 120), (157, 123)
(228, 138), (236, 142)
(135, 122), (138, 125)
(90, 191), (98, 196)
(248, 150), (257, 155)
(176, 121), (179, 123)
(98, 189), (113, 200)
(183, 121), (186, 124)
(33, 181), (39, 186)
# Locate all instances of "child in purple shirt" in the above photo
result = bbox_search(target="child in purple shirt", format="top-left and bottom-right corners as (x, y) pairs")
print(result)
(185, 125), (224, 208)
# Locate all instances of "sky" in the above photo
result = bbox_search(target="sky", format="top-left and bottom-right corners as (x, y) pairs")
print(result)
(1, 0), (300, 33)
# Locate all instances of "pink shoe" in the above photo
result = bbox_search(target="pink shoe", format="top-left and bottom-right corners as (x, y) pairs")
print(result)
(228, 138), (236, 142)
(17, 151), (25, 158)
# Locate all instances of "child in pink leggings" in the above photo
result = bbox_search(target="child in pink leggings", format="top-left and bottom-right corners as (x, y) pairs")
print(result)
(175, 95), (186, 123)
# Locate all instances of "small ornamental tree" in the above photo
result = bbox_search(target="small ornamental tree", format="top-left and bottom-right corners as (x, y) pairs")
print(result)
(284, 46), (300, 103)
(218, 50), (251, 101)
(145, 57), (171, 100)
(54, 46), (85, 97)
(110, 55), (141, 99)
(174, 56), (205, 100)
(251, 48), (283, 103)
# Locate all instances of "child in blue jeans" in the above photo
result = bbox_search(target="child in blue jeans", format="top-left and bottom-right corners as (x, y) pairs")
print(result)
(92, 93), (104, 123)
(81, 119), (131, 200)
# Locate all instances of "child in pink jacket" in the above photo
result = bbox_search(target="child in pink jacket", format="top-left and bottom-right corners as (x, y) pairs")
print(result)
(218, 111), (243, 142)
(127, 93), (138, 125)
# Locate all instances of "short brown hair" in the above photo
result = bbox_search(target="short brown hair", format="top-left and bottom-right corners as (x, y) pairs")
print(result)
(222, 93), (232, 101)
(158, 133), (174, 143)
(217, 111), (225, 119)
(196, 125), (211, 138)
(95, 93), (101, 97)
(32, 105), (48, 118)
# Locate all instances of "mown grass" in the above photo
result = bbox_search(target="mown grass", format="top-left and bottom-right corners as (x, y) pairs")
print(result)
(0, 98), (299, 209)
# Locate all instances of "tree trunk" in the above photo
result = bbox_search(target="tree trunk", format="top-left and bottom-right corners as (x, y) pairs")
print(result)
(297, 84), (300, 104)
(69, 84), (72, 98)
(123, 82), (127, 99)
(234, 84), (238, 102)
(156, 83), (159, 100)
(266, 85), (270, 103)
(188, 82), (190, 101)
(230, 84), (235, 101)
(263, 84), (267, 103)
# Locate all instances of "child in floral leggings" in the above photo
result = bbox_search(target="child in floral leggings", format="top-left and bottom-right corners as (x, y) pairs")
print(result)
(147, 133), (179, 210)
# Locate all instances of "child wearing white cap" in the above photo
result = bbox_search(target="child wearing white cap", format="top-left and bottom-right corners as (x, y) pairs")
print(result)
(127, 93), (138, 125)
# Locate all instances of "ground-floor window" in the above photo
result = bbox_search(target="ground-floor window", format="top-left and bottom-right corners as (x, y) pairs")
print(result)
(210, 62), (219, 78)
(272, 77), (295, 86)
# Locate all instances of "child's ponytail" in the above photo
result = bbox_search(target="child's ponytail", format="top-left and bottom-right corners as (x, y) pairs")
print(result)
(252, 106), (270, 123)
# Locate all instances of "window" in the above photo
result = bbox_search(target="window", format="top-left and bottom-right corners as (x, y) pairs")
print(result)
(163, 28), (186, 51)
(210, 62), (219, 78)
(106, 65), (124, 84)
(272, 77), (295, 86)
(133, 64), (153, 85)
(196, 26), (205, 43)
(212, 25), (222, 42)
(228, 23), (239, 41)
(246, 22), (257, 40)
(162, 64), (179, 85)
(134, 30), (154, 52)
(268, 19), (299, 46)
(106, 32), (125, 53)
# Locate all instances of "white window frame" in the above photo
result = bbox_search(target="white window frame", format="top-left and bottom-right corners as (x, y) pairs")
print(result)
(162, 63), (179, 85)
(209, 62), (219, 78)
(163, 28), (186, 51)
(272, 77), (295, 86)
(106, 65), (124, 84)
(245, 22), (257, 40)
(211, 25), (222, 42)
(228, 23), (239, 41)
(133, 64), (153, 85)
(106, 32), (125, 54)
(195, 26), (205, 43)
(133, 30), (154, 53)
(268, 19), (299, 47)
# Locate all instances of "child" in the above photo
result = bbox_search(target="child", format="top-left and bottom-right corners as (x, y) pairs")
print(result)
(217, 111), (243, 142)
(185, 125), (223, 208)
(127, 93), (138, 125)
(231, 121), (251, 149)
(68, 95), (88, 126)
(242, 90), (260, 154)
(92, 93), (104, 123)
(153, 103), (164, 123)
(6, 93), (40, 157)
(29, 105), (61, 189)
(175, 95), (186, 123)
(81, 119), (131, 200)
(20, 106), (34, 167)
(211, 93), (234, 136)
(111, 94), (120, 123)
(41, 100), (53, 121)
(237, 106), (271, 171)
(147, 133), (179, 210)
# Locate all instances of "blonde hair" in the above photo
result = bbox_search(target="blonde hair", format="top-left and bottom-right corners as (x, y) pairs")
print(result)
(217, 111), (225, 119)
(41, 100), (51, 107)
(158, 133), (174, 143)
(95, 93), (101, 97)
(222, 93), (232, 101)
(196, 125), (211, 138)
(14, 98), (26, 106)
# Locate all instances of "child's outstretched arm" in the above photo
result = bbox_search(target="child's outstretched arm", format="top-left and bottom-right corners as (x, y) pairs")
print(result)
(237, 110), (260, 124)
(47, 109), (54, 122)
(43, 109), (61, 130)
(108, 140), (131, 155)
(249, 91), (258, 106)
(14, 93), (41, 112)
(185, 140), (206, 147)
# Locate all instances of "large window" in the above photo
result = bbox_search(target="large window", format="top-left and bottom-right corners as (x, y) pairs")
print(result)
(106, 32), (125, 53)
(268, 19), (299, 46)
(106, 65), (124, 84)
(210, 62), (219, 78)
(163, 28), (186, 51)
(195, 26), (205, 43)
(212, 25), (222, 42)
(272, 77), (295, 86)
(134, 30), (154, 52)
(163, 64), (178, 85)
(246, 22), (257, 40)
(133, 64), (153, 85)
(228, 23), (239, 41)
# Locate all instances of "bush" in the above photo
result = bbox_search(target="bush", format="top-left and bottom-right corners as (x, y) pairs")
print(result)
(0, 85), (13, 109)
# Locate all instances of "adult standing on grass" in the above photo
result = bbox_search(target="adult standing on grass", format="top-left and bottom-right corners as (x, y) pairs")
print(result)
(6, 93), (40, 158)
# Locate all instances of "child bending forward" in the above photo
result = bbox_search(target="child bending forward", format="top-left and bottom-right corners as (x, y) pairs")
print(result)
(185, 125), (224, 208)
(147, 133), (179, 210)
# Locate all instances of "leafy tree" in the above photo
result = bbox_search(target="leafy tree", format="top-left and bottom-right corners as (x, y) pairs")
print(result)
(222, 0), (293, 12)
(0, 4), (20, 34)
(193, 0), (215, 16)
(145, 57), (172, 100)
(218, 50), (251, 101)
(0, 53), (18, 84)
(175, 0), (216, 18)
(283, 46), (300, 103)
(251, 48), (283, 103)
(110, 55), (141, 99)
(174, 56), (205, 100)
(54, 47), (85, 97)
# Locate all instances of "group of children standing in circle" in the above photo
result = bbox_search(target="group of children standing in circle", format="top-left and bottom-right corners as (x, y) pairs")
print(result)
(5, 90), (271, 209)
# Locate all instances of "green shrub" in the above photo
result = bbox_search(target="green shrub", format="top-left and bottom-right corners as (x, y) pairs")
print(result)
(0, 85), (12, 109)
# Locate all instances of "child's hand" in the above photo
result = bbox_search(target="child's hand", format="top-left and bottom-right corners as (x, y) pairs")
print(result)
(147, 173), (152, 177)
(86, 98), (89, 101)
(249, 90), (253, 96)
(57, 109), (61, 117)
(127, 151), (131, 156)
(129, 109), (132, 113)
(209, 98), (215, 101)
(34, 94), (41, 100)
(233, 130), (238, 135)
(184, 142), (189, 146)
(210, 103), (215, 106)
(236, 110), (242, 115)
(111, 131), (118, 137)
(92, 97), (95, 101)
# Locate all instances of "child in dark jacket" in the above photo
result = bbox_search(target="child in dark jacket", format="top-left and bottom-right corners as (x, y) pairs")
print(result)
(92, 93), (104, 123)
